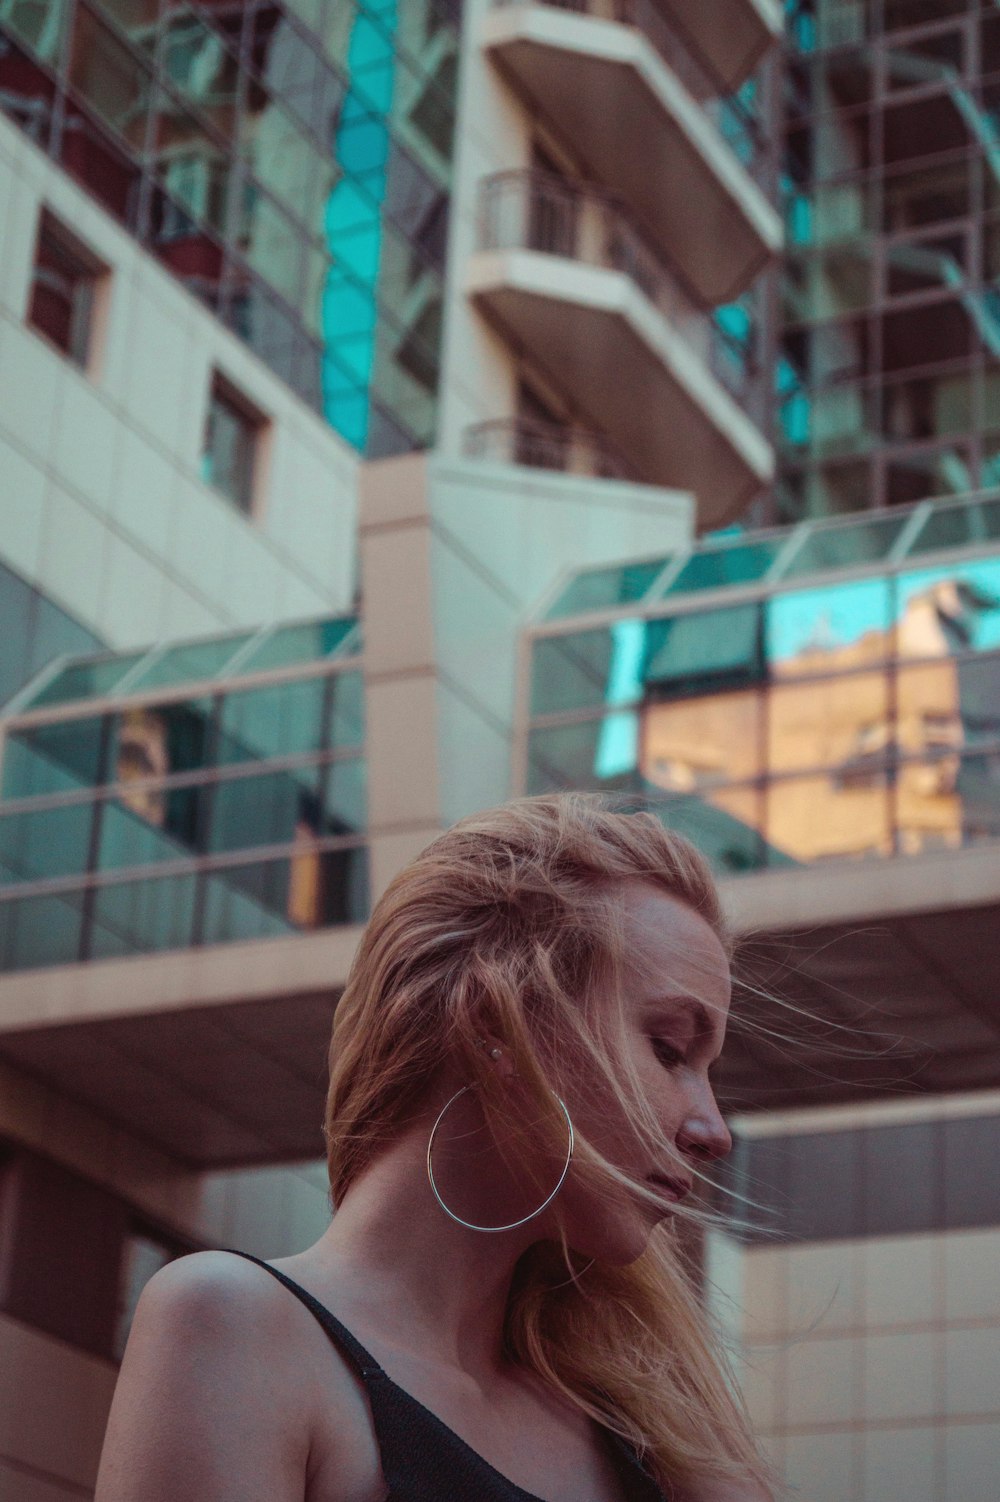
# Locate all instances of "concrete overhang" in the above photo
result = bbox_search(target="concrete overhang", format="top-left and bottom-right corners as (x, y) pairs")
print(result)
(715, 846), (1000, 1114)
(466, 246), (774, 526)
(481, 3), (782, 305)
(666, 0), (782, 93)
(0, 926), (363, 1167)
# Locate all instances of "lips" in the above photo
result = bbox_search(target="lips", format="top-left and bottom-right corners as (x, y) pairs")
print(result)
(648, 1173), (692, 1202)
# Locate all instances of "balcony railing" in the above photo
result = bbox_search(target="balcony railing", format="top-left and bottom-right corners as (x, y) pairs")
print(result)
(463, 417), (638, 480)
(478, 169), (765, 420)
(491, 0), (770, 188)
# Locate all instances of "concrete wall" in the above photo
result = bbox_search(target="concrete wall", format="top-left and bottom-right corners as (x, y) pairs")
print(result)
(0, 111), (359, 654)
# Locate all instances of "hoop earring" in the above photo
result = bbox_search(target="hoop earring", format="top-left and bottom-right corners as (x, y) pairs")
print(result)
(426, 1085), (575, 1233)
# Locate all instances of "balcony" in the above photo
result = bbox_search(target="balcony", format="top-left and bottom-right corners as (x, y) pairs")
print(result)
(463, 415), (637, 479)
(481, 0), (781, 304)
(0, 616), (368, 1166)
(658, 0), (781, 93)
(467, 170), (774, 524)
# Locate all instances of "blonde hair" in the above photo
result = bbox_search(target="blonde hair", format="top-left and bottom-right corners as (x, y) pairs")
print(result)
(324, 791), (773, 1496)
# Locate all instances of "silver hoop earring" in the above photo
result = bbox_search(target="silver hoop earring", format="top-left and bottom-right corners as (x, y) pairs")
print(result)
(426, 1085), (575, 1233)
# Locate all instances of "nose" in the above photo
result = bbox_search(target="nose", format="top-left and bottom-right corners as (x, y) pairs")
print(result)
(677, 1085), (732, 1164)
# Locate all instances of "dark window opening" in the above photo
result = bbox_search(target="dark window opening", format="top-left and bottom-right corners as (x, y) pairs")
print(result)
(200, 375), (265, 515)
(27, 211), (104, 368)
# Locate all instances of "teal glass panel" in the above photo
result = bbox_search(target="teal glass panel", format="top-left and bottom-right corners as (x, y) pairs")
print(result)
(543, 558), (671, 621)
(642, 605), (764, 692)
(0, 889), (85, 971)
(0, 801), (95, 884)
(895, 560), (1000, 654)
(526, 718), (636, 794)
(955, 751), (1000, 849)
(325, 755), (366, 833)
(329, 671), (364, 747)
(98, 787), (205, 870)
(767, 579), (893, 673)
(208, 766), (324, 853)
(200, 843), (369, 942)
(530, 629), (615, 716)
(127, 634), (254, 691)
(658, 537), (784, 598)
(218, 676), (328, 763)
(651, 789), (770, 875)
(905, 496), (1000, 556)
(956, 654), (1000, 744)
(780, 513), (908, 579)
(1, 716), (108, 799)
(27, 652), (149, 708)
(89, 870), (197, 960)
(239, 616), (358, 672)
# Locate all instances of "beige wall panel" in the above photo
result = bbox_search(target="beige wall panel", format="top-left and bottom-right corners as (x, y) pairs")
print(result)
(863, 1330), (938, 1422)
(943, 1228), (1000, 1322)
(860, 1425), (938, 1502)
(784, 1335), (858, 1426)
(364, 674), (441, 830)
(863, 1234), (941, 1328)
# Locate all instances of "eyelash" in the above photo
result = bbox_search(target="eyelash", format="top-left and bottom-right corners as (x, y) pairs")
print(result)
(651, 1038), (685, 1070)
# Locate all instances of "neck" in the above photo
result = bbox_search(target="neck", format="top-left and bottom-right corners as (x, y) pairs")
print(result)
(313, 1117), (543, 1382)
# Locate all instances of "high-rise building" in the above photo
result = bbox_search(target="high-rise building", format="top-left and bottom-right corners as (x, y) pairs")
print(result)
(1, 2), (998, 1500)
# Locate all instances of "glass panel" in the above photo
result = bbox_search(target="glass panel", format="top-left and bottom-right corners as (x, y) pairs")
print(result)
(239, 616), (358, 672)
(218, 676), (328, 762)
(27, 651), (150, 707)
(767, 579), (894, 675)
(543, 558), (671, 621)
(98, 785), (205, 869)
(127, 635), (253, 691)
(765, 771), (892, 864)
(0, 889), (85, 971)
(0, 801), (95, 884)
(905, 497), (1000, 556)
(526, 717), (638, 794)
(780, 513), (908, 578)
(884, 444), (974, 509)
(640, 690), (762, 788)
(1, 717), (108, 798)
(200, 844), (369, 941)
(954, 751), (1000, 850)
(895, 560), (1000, 656)
(530, 629), (615, 716)
(111, 701), (215, 782)
(207, 766), (325, 852)
(69, 6), (153, 148)
(769, 667), (891, 775)
(658, 538), (784, 598)
(324, 756), (366, 834)
(89, 870), (197, 959)
(328, 671), (364, 747)
(652, 787), (768, 875)
(642, 605), (764, 692)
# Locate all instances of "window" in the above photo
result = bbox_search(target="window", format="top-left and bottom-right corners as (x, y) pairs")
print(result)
(27, 211), (104, 367)
(113, 1225), (187, 1360)
(200, 374), (264, 514)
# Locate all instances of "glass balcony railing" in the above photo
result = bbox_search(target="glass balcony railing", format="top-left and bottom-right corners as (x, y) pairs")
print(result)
(491, 0), (769, 187)
(0, 616), (368, 972)
(478, 169), (766, 422)
(462, 417), (637, 480)
(522, 491), (1000, 874)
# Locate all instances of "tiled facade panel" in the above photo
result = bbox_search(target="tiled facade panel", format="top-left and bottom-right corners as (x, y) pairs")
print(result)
(0, 112), (359, 655)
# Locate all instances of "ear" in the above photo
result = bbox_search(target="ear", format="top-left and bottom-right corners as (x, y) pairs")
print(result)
(479, 1033), (517, 1080)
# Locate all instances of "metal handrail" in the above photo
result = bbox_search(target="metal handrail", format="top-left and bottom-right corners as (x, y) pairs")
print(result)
(463, 417), (638, 480)
(478, 169), (762, 414)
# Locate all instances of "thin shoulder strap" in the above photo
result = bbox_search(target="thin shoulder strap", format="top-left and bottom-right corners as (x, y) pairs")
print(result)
(222, 1248), (385, 1381)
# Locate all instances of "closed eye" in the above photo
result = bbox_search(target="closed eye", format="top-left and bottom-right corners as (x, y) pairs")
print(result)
(651, 1037), (685, 1069)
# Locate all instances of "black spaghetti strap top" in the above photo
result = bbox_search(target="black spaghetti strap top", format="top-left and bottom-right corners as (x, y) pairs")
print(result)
(223, 1249), (672, 1502)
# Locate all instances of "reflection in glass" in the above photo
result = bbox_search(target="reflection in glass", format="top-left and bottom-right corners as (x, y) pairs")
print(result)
(0, 801), (95, 883)
(895, 561), (1000, 655)
(768, 668), (890, 775)
(324, 755), (366, 833)
(660, 537), (783, 597)
(641, 689), (762, 788)
(643, 605), (763, 692)
(530, 630), (614, 716)
(218, 676), (328, 762)
(99, 785), (204, 870)
(954, 752), (1000, 850)
(128, 635), (252, 691)
(543, 558), (670, 621)
(654, 788), (769, 875)
(328, 671), (365, 746)
(208, 766), (323, 853)
(200, 844), (369, 941)
(781, 512), (907, 577)
(29, 652), (149, 708)
(2, 716), (109, 799)
(240, 616), (358, 672)
(0, 888), (85, 971)
(526, 719), (620, 795)
(767, 579), (892, 674)
(89, 870), (197, 959)
(766, 770), (892, 863)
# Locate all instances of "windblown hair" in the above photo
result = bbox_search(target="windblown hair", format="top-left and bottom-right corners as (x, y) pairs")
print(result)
(323, 791), (773, 1496)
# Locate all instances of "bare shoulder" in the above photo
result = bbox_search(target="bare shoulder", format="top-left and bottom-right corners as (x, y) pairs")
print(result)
(95, 1251), (378, 1502)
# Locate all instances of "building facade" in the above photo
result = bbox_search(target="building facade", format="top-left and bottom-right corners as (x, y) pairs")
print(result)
(1, 2), (998, 1501)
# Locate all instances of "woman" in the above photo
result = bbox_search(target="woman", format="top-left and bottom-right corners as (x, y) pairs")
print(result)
(96, 792), (775, 1502)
